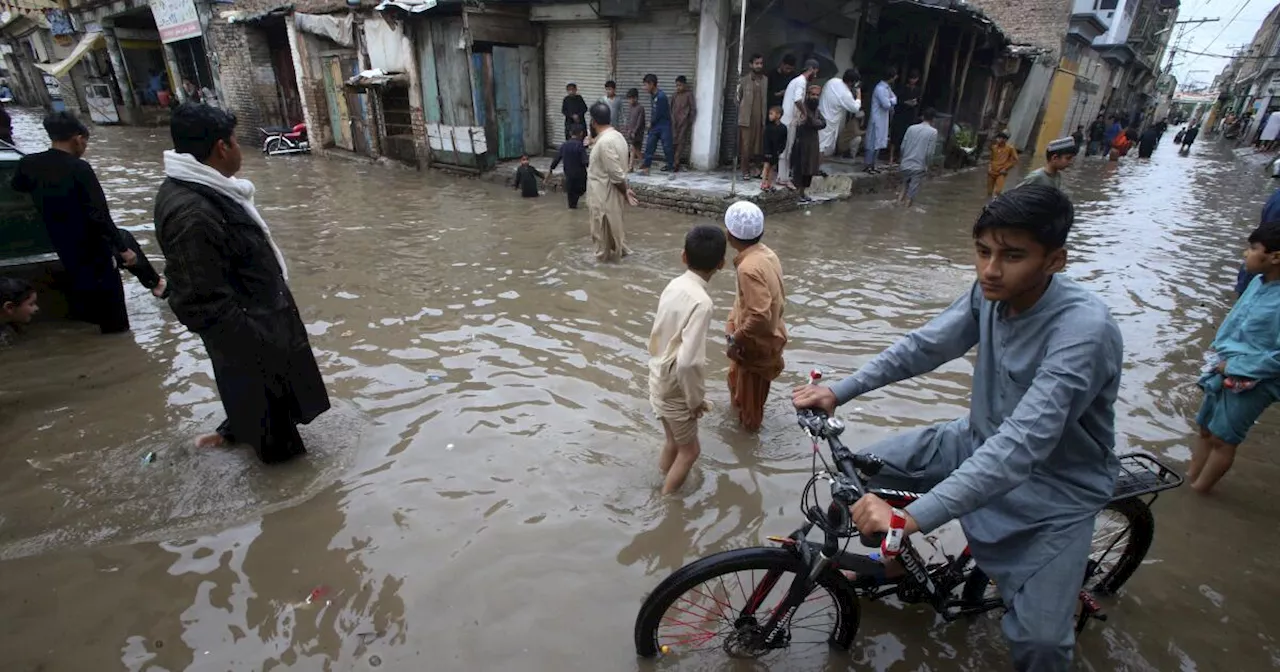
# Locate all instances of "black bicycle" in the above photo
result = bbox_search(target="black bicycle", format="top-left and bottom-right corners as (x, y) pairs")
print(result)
(633, 407), (1183, 665)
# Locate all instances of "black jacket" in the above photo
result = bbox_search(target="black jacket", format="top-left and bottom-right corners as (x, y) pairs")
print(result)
(562, 95), (588, 124)
(551, 139), (589, 183)
(154, 178), (329, 462)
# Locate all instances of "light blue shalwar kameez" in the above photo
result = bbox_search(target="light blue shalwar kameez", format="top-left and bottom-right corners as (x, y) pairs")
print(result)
(1197, 275), (1280, 444)
(865, 80), (896, 167)
(831, 277), (1123, 671)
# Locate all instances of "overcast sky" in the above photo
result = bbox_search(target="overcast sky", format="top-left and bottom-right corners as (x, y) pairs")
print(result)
(1164, 0), (1278, 89)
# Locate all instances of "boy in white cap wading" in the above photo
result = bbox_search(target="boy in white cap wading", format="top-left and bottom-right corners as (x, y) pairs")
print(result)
(648, 224), (727, 494)
(723, 201), (788, 432)
(1016, 137), (1077, 192)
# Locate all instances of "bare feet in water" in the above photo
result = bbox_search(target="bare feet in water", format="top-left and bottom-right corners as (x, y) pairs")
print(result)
(195, 432), (227, 448)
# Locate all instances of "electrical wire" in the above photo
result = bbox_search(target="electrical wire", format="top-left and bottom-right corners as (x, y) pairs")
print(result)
(1201, 0), (1256, 55)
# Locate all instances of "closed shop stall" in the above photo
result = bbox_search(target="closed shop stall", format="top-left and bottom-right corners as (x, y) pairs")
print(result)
(615, 8), (697, 162)
(718, 12), (838, 166)
(543, 22), (611, 148)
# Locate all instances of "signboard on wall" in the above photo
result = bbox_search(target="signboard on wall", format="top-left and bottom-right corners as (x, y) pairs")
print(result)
(149, 0), (202, 43)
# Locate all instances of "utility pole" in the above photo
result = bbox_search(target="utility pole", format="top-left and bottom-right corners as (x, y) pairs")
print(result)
(1164, 17), (1220, 76)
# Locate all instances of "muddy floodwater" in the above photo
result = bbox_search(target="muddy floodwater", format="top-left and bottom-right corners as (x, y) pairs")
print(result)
(3, 109), (1279, 671)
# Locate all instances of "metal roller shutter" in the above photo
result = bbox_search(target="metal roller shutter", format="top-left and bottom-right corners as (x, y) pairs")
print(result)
(615, 9), (698, 163)
(720, 47), (739, 166)
(544, 22), (613, 149)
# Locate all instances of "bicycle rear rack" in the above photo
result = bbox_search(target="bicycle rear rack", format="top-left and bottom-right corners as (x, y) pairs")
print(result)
(1113, 453), (1184, 501)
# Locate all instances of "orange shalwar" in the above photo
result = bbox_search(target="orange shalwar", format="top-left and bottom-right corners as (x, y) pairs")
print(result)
(987, 143), (1019, 196)
(726, 243), (787, 432)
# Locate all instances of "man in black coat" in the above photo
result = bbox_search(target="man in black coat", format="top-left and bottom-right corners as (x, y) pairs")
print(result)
(154, 103), (329, 463)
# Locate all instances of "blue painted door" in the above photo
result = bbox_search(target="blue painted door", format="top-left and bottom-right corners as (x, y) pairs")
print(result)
(491, 46), (524, 159)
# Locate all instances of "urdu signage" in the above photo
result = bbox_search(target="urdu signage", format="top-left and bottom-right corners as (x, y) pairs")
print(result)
(149, 0), (202, 43)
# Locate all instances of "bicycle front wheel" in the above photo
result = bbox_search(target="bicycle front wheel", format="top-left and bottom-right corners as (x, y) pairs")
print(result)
(633, 547), (860, 663)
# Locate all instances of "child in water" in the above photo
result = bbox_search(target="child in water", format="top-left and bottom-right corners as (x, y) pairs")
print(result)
(550, 126), (589, 209)
(1190, 221), (1280, 493)
(648, 224), (726, 494)
(512, 154), (543, 198)
(0, 277), (39, 347)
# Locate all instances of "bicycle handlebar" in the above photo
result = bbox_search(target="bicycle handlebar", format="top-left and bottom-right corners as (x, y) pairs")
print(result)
(796, 408), (887, 548)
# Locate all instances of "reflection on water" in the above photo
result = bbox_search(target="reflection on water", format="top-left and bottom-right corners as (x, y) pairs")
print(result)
(1, 109), (1278, 670)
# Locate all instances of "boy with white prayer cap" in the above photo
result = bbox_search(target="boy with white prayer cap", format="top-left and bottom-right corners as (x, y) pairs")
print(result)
(1016, 137), (1078, 192)
(723, 201), (788, 432)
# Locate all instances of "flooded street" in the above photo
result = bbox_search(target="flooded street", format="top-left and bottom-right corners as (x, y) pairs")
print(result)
(3, 109), (1280, 671)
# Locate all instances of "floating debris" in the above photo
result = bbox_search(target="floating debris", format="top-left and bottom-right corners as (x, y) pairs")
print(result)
(141, 451), (157, 465)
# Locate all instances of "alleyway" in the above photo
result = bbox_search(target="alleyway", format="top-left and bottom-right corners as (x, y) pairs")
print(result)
(2, 112), (1279, 671)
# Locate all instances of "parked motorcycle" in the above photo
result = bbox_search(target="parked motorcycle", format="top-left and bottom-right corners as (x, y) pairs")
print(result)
(260, 123), (310, 156)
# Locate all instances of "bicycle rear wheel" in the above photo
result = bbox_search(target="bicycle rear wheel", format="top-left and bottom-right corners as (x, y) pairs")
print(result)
(960, 497), (1155, 603)
(633, 547), (859, 663)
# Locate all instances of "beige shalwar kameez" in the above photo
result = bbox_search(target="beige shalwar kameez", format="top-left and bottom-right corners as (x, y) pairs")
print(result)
(586, 127), (633, 262)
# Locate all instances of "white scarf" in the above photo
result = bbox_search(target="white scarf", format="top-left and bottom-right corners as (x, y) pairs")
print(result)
(163, 150), (289, 279)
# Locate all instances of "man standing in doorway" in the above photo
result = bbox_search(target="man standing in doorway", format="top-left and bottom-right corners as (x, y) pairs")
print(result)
(768, 54), (796, 108)
(819, 68), (862, 157)
(865, 67), (899, 173)
(155, 103), (329, 463)
(11, 111), (139, 334)
(724, 201), (787, 433)
(671, 75), (697, 173)
(562, 82), (588, 141)
(737, 53), (768, 179)
(587, 102), (638, 261)
(889, 69), (921, 166)
(640, 74), (675, 174)
(778, 58), (819, 189)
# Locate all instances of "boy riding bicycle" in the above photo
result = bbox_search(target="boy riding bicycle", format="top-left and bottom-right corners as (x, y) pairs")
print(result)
(793, 185), (1123, 671)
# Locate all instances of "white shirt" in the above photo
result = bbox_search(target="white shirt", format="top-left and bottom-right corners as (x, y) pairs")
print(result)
(818, 79), (860, 121)
(781, 74), (809, 125)
(648, 271), (713, 418)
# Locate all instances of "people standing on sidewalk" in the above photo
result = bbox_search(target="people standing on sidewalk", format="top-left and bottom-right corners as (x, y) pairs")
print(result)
(790, 84), (826, 203)
(155, 103), (330, 463)
(671, 76), (696, 172)
(11, 112), (164, 335)
(897, 107), (938, 208)
(767, 54), (796, 109)
(598, 80), (624, 145)
(736, 53), (768, 179)
(724, 201), (787, 433)
(586, 102), (637, 262)
(648, 224), (726, 495)
(1087, 114), (1107, 157)
(626, 88), (646, 172)
(818, 68), (861, 157)
(1017, 137), (1077, 191)
(760, 106), (786, 191)
(864, 67), (898, 174)
(778, 58), (819, 189)
(562, 83), (588, 141)
(986, 131), (1018, 198)
(640, 74), (674, 175)
(889, 69), (921, 166)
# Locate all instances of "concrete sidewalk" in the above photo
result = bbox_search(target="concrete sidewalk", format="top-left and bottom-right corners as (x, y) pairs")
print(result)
(486, 154), (909, 217)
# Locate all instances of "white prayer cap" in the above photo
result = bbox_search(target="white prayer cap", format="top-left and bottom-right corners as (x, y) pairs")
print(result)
(725, 201), (765, 240)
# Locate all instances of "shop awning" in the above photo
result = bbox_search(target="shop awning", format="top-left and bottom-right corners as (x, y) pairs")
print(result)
(35, 30), (102, 79)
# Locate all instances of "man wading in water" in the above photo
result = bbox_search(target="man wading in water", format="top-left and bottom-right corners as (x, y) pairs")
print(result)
(586, 101), (638, 262)
(793, 186), (1122, 671)
(154, 103), (330, 463)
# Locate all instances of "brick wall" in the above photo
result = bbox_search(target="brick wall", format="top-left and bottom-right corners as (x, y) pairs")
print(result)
(208, 21), (260, 142)
(968, 0), (1072, 58)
